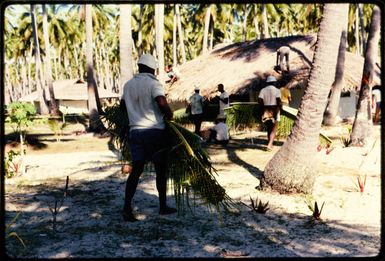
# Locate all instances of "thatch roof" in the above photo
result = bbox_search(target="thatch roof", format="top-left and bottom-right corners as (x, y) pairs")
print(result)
(19, 79), (119, 102)
(166, 34), (381, 105)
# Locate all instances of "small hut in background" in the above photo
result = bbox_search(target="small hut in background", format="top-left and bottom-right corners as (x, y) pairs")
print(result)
(19, 79), (119, 114)
(166, 34), (381, 121)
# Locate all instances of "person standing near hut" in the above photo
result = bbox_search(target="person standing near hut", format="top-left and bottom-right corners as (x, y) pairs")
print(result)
(280, 86), (292, 106)
(258, 75), (282, 151)
(372, 85), (381, 125)
(217, 83), (229, 117)
(189, 85), (205, 136)
(120, 54), (176, 222)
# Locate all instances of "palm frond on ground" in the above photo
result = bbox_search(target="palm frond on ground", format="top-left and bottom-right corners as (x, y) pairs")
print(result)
(166, 121), (237, 214)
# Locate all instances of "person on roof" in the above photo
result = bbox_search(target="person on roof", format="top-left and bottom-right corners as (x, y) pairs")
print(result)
(275, 46), (290, 73)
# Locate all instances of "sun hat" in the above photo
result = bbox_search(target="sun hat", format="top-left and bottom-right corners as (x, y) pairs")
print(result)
(266, 75), (277, 83)
(138, 54), (158, 70)
(194, 84), (200, 90)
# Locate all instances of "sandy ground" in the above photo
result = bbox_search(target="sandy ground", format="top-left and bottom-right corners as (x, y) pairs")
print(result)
(4, 126), (382, 258)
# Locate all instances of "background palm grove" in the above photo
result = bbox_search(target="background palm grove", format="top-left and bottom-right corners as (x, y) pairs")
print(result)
(3, 3), (378, 106)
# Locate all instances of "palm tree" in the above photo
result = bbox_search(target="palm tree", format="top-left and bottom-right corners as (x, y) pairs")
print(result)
(175, 4), (186, 64)
(261, 4), (349, 194)
(172, 5), (177, 65)
(119, 4), (134, 96)
(155, 3), (165, 75)
(42, 4), (59, 115)
(31, 4), (49, 115)
(202, 4), (212, 54)
(350, 6), (380, 146)
(85, 4), (104, 133)
(322, 14), (349, 126)
(261, 4), (269, 38)
(358, 4), (366, 55)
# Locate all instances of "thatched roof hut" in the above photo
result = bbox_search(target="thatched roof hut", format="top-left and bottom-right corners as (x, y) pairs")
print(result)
(166, 34), (381, 109)
(19, 79), (119, 102)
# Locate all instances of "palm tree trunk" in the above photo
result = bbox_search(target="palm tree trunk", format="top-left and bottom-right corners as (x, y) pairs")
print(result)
(155, 4), (165, 75)
(73, 45), (81, 78)
(202, 4), (211, 54)
(254, 15), (260, 39)
(137, 4), (143, 56)
(242, 4), (247, 42)
(31, 4), (49, 115)
(43, 4), (59, 115)
(261, 4), (269, 39)
(209, 19), (214, 51)
(173, 5), (177, 66)
(119, 4), (134, 96)
(85, 4), (104, 133)
(355, 5), (360, 55)
(28, 44), (33, 94)
(323, 21), (349, 126)
(358, 4), (366, 55)
(350, 6), (380, 146)
(176, 4), (186, 64)
(261, 4), (349, 194)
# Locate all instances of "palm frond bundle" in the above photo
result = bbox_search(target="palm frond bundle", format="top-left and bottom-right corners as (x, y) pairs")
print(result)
(103, 105), (237, 215)
(173, 108), (192, 125)
(102, 104), (131, 161)
(225, 102), (263, 131)
(166, 121), (237, 214)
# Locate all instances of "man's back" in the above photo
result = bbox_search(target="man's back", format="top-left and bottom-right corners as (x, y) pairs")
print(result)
(122, 73), (165, 130)
(189, 93), (204, 115)
(259, 85), (280, 106)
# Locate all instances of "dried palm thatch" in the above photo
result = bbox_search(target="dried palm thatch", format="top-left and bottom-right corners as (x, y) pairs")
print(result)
(102, 104), (238, 216)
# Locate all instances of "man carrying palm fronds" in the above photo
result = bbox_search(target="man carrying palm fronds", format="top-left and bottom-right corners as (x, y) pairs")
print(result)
(120, 54), (176, 222)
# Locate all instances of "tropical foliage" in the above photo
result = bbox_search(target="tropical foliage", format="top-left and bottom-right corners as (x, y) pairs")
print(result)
(4, 3), (375, 105)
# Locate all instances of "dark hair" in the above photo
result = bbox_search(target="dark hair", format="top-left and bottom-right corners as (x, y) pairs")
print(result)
(372, 85), (381, 90)
(138, 64), (155, 74)
(218, 84), (224, 88)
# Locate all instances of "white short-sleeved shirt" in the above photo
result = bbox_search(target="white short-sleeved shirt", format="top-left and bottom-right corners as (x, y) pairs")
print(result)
(258, 85), (281, 106)
(189, 93), (204, 115)
(372, 89), (381, 103)
(122, 73), (166, 130)
(213, 122), (229, 141)
(219, 91), (230, 115)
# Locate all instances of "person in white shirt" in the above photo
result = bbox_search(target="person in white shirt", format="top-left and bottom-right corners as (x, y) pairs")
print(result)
(120, 54), (176, 222)
(372, 86), (381, 125)
(189, 85), (205, 136)
(207, 115), (229, 145)
(258, 75), (282, 151)
(217, 83), (229, 117)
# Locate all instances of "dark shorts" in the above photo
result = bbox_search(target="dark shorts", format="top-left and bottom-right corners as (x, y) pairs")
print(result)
(129, 128), (168, 163)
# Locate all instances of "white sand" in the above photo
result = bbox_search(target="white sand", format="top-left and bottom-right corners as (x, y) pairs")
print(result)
(5, 127), (381, 258)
